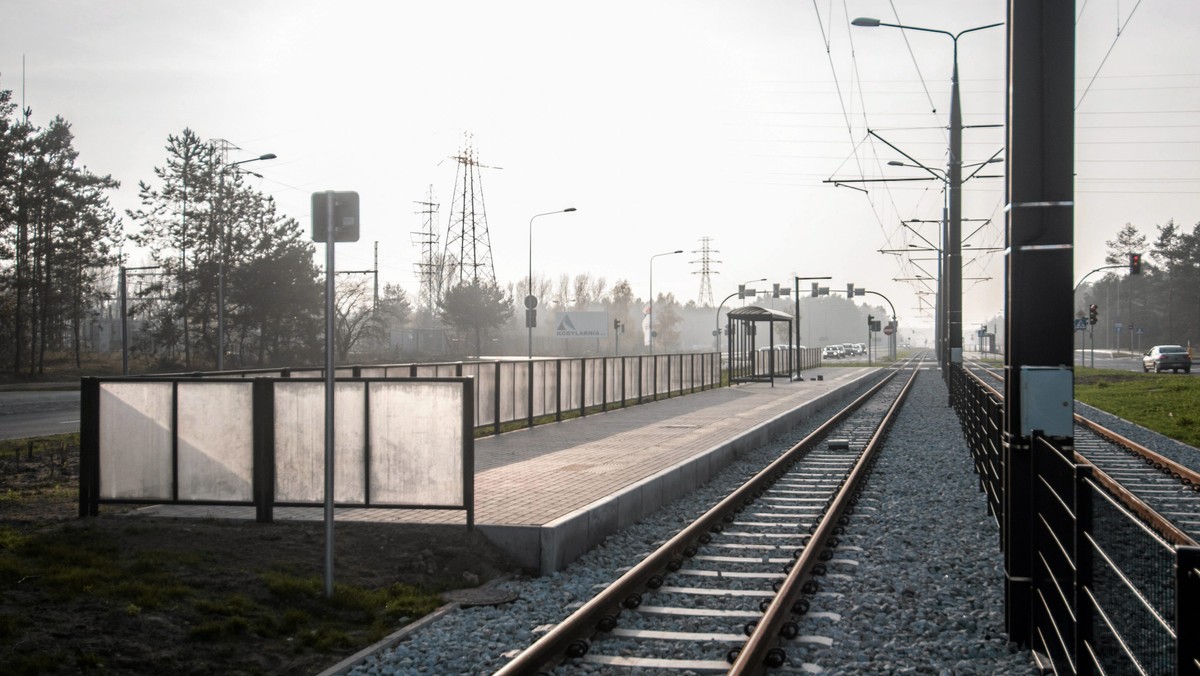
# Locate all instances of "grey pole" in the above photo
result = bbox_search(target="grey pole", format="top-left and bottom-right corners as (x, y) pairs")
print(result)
(527, 208), (576, 359)
(648, 250), (683, 355)
(323, 191), (335, 599)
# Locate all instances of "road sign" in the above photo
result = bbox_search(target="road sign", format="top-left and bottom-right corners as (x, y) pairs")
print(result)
(524, 294), (537, 309)
(883, 324), (894, 336)
(311, 191), (360, 242)
(1074, 318), (1087, 330)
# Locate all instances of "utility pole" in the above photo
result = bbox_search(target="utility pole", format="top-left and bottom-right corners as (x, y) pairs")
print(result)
(412, 187), (440, 312)
(692, 236), (720, 307)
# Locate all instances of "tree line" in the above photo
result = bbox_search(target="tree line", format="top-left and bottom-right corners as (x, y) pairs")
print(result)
(1078, 221), (1200, 351)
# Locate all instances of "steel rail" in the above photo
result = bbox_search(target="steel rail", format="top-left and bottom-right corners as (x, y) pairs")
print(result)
(494, 367), (904, 675)
(729, 359), (922, 673)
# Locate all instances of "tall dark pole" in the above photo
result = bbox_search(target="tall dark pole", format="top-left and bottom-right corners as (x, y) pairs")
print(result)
(852, 17), (1001, 376)
(217, 152), (275, 371)
(1003, 0), (1075, 646)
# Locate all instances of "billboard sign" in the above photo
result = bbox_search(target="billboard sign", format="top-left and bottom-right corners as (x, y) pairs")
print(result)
(555, 311), (609, 339)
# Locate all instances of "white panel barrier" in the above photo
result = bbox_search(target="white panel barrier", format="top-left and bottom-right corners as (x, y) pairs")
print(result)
(81, 376), (473, 522)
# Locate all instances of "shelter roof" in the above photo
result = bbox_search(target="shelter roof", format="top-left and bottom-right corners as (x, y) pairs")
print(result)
(726, 306), (794, 321)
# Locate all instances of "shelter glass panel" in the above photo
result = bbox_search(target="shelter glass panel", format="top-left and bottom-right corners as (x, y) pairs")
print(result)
(176, 382), (254, 502)
(368, 381), (464, 506)
(99, 382), (174, 500)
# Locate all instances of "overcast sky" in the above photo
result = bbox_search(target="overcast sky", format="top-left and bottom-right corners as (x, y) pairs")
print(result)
(3, 0), (1198, 331)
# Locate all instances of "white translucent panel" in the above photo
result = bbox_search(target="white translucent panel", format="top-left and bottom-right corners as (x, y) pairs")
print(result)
(176, 382), (254, 502)
(672, 355), (684, 391)
(624, 358), (638, 400)
(273, 381), (367, 503)
(384, 366), (413, 378)
(511, 362), (529, 420)
(532, 361), (548, 417)
(358, 367), (386, 378)
(291, 368), (323, 378)
(334, 368), (355, 378)
(437, 364), (458, 377)
(497, 362), (514, 422)
(562, 360), (580, 410)
(472, 364), (495, 427)
(368, 381), (464, 506)
(585, 359), (602, 407)
(99, 382), (174, 500)
(415, 365), (438, 377)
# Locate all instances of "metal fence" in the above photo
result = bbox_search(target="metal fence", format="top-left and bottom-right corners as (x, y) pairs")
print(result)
(952, 364), (1200, 673)
(164, 352), (722, 436)
(79, 376), (475, 524)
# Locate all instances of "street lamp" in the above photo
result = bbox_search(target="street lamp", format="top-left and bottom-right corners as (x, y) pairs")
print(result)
(854, 16), (1002, 371)
(527, 207), (576, 359)
(740, 277), (767, 306)
(648, 250), (683, 354)
(217, 152), (276, 371)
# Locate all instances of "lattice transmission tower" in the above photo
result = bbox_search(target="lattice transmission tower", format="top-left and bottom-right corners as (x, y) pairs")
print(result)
(692, 236), (720, 307)
(441, 136), (499, 289)
(411, 185), (440, 312)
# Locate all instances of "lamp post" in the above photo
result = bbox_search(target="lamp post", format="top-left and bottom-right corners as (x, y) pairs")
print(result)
(527, 207), (576, 359)
(740, 277), (766, 306)
(854, 16), (1002, 372)
(217, 152), (276, 371)
(648, 250), (683, 354)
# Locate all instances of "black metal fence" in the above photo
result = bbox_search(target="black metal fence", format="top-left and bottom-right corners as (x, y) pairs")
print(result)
(952, 364), (1200, 673)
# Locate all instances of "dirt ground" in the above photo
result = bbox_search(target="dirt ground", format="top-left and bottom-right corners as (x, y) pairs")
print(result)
(0, 443), (528, 675)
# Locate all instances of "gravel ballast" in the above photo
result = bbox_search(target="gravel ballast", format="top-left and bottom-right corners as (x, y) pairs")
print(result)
(343, 371), (1054, 674)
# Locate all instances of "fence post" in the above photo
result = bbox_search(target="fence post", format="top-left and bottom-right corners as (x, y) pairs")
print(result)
(555, 359), (563, 422)
(1075, 464), (1094, 676)
(1178, 546), (1200, 674)
(580, 359), (587, 417)
(79, 377), (101, 518)
(494, 361), (502, 436)
(252, 379), (275, 523)
(527, 361), (535, 429)
(637, 355), (644, 405)
(601, 358), (608, 413)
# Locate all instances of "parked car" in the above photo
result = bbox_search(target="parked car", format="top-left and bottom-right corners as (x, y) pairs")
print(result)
(1142, 345), (1192, 373)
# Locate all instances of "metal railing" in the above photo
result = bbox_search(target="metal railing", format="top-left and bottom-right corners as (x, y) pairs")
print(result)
(951, 363), (1200, 673)
(158, 352), (723, 436)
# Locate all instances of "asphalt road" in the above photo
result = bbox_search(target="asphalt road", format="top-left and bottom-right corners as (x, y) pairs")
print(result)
(0, 391), (81, 440)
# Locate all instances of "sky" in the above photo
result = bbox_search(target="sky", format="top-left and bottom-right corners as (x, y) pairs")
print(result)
(3, 0), (1198, 333)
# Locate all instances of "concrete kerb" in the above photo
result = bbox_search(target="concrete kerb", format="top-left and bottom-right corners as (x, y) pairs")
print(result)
(535, 369), (879, 574)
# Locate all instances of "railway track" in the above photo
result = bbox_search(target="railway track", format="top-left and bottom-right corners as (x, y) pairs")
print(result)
(961, 361), (1200, 546)
(495, 357), (924, 674)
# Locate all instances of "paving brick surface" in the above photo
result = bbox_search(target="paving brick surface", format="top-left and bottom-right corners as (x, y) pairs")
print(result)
(138, 368), (868, 528)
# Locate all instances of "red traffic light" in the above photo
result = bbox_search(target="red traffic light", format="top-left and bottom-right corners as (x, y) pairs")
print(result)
(1129, 253), (1142, 274)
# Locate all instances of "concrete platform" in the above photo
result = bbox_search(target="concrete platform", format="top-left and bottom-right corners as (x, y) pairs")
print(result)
(137, 367), (876, 573)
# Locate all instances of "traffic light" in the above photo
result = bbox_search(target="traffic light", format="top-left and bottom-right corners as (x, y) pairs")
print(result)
(773, 283), (781, 298)
(812, 282), (819, 297)
(738, 284), (746, 299)
(1089, 304), (1098, 325)
(1129, 252), (1142, 274)
(847, 283), (855, 297)
(867, 314), (874, 327)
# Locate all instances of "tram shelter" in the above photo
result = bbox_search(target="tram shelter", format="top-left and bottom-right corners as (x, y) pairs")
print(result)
(726, 306), (794, 386)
